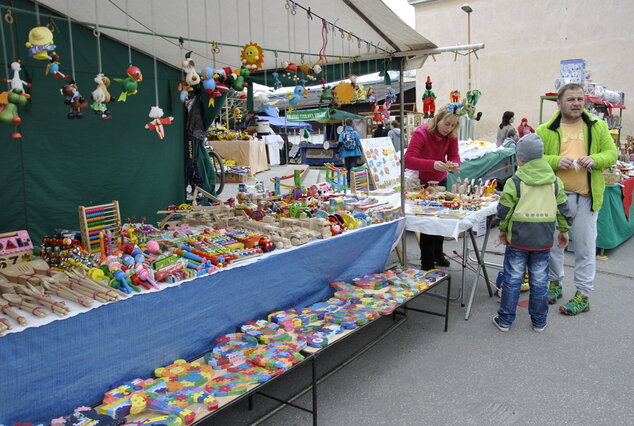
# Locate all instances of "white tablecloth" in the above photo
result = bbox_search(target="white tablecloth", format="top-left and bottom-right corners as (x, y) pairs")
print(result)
(405, 201), (498, 240)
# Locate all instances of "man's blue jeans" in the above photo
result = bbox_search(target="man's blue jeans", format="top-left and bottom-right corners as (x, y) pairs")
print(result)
(497, 245), (550, 328)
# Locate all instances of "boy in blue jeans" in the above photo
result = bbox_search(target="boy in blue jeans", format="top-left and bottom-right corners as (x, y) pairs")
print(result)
(493, 134), (573, 332)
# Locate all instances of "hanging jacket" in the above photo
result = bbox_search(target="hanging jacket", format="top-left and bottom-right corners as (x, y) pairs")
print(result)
(536, 110), (617, 211)
(497, 158), (572, 250)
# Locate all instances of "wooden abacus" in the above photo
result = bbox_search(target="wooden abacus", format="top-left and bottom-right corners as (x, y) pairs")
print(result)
(78, 201), (121, 254)
(350, 164), (370, 195)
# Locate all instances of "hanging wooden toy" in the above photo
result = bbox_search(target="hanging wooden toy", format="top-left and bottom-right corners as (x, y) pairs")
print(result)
(200, 66), (216, 106)
(2, 61), (32, 99)
(240, 42), (264, 72)
(422, 76), (436, 118)
(60, 80), (89, 119)
(182, 51), (200, 87)
(45, 53), (68, 80)
(90, 73), (112, 121)
(145, 107), (174, 140)
(286, 80), (308, 112)
(146, 5), (173, 141)
(0, 88), (28, 139)
(25, 26), (56, 60)
(232, 65), (250, 91)
(449, 90), (461, 103)
(114, 66), (143, 102)
(465, 89), (483, 121)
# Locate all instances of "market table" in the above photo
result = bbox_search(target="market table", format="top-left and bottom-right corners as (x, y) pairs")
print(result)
(0, 220), (403, 423)
(208, 138), (269, 175)
(405, 202), (498, 320)
(597, 177), (634, 249)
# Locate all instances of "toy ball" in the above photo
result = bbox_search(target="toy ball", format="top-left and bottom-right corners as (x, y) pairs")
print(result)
(134, 254), (145, 264)
(108, 261), (122, 271)
(131, 246), (143, 256)
(146, 240), (160, 254)
(121, 255), (135, 267)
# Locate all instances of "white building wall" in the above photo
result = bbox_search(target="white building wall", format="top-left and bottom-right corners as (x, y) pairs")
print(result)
(410, 0), (633, 142)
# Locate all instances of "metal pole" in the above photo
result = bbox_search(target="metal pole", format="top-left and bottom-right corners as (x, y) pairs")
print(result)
(467, 11), (472, 91)
(399, 58), (407, 266)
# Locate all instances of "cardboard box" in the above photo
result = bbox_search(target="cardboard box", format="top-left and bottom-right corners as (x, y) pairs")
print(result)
(225, 172), (248, 183)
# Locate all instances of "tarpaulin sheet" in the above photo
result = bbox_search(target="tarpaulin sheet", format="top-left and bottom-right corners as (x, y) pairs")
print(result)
(596, 181), (634, 249)
(445, 148), (516, 189)
(0, 220), (403, 423)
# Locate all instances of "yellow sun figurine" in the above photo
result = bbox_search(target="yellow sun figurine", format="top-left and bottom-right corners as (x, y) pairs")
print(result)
(240, 42), (264, 72)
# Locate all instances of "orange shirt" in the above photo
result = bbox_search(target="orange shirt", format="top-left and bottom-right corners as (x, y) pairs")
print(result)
(556, 121), (590, 196)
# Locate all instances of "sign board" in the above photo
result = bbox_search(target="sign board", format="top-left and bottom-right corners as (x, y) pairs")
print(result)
(286, 108), (330, 122)
(360, 137), (401, 190)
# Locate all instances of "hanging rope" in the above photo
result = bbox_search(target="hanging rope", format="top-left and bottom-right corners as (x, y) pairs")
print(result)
(186, 0), (192, 51)
(261, 0), (267, 86)
(125, 0), (131, 66)
(34, 0), (40, 26)
(66, 0), (76, 81)
(150, 0), (158, 107)
(248, 0), (253, 42)
(306, 8), (311, 65)
(286, 3), (291, 62)
(94, 0), (102, 73)
(235, 0), (240, 46)
(5, 7), (16, 61)
(0, 12), (10, 88)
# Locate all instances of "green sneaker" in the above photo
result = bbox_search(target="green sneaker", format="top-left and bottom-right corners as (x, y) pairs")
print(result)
(547, 281), (562, 304)
(559, 291), (590, 315)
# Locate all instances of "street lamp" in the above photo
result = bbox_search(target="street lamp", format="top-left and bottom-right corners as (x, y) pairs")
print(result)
(461, 4), (473, 91)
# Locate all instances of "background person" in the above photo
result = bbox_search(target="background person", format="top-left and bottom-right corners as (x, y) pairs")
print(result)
(404, 105), (461, 270)
(387, 120), (402, 151)
(497, 111), (515, 146)
(337, 118), (362, 185)
(536, 83), (617, 316)
(517, 117), (535, 138)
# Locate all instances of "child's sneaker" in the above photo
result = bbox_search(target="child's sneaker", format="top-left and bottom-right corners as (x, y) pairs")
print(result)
(547, 281), (562, 304)
(532, 323), (547, 332)
(492, 316), (510, 332)
(559, 291), (589, 315)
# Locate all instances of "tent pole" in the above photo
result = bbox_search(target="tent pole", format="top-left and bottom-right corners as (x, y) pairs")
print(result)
(398, 57), (407, 267)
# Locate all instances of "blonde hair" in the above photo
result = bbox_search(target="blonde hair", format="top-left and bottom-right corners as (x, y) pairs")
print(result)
(427, 105), (460, 139)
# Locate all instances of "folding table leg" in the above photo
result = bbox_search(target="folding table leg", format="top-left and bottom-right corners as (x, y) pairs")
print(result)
(464, 222), (495, 320)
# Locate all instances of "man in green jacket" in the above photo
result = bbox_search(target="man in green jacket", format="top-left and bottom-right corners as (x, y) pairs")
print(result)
(536, 83), (617, 315)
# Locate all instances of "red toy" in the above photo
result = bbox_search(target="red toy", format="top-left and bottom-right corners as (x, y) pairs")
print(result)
(422, 75), (436, 118)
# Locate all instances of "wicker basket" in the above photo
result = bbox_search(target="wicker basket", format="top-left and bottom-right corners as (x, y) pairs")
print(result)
(602, 169), (621, 185)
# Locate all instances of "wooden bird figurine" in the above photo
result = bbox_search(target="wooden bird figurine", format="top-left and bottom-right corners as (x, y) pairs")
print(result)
(114, 65), (143, 102)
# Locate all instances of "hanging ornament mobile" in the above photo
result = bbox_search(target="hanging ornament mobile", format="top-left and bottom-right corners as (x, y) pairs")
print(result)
(115, 1), (142, 102)
(59, 9), (88, 120)
(25, 26), (55, 61)
(145, 0), (173, 139)
(90, 3), (112, 121)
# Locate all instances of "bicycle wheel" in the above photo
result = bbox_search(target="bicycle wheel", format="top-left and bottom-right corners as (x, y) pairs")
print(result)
(209, 149), (225, 196)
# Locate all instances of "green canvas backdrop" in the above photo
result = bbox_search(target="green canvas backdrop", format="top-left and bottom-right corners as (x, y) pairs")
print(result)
(0, 1), (186, 247)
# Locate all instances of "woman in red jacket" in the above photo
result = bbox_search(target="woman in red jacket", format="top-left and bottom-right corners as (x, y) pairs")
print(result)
(405, 105), (461, 270)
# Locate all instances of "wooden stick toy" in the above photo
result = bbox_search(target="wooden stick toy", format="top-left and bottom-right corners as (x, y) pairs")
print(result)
(2, 293), (48, 317)
(0, 296), (27, 325)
